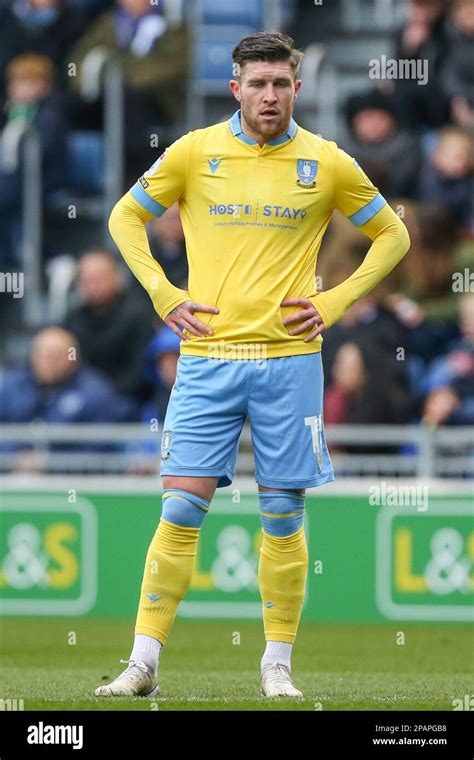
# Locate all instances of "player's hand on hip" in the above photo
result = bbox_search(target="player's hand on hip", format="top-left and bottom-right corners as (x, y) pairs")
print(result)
(165, 300), (219, 341)
(281, 298), (325, 342)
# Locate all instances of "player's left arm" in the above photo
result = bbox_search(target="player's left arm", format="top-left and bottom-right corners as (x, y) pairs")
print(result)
(282, 148), (410, 341)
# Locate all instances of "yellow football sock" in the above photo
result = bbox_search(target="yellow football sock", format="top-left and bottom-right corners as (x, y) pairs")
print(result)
(258, 526), (308, 644)
(135, 518), (200, 645)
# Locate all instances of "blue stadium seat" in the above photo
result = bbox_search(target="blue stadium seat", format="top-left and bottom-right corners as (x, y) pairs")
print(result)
(199, 0), (264, 27)
(66, 131), (104, 194)
(196, 26), (256, 90)
(280, 0), (297, 27)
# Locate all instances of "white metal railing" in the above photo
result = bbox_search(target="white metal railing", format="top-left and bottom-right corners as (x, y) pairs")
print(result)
(21, 127), (43, 326)
(0, 423), (472, 479)
(16, 56), (124, 329)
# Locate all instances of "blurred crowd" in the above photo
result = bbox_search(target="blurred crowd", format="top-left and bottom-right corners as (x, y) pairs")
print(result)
(0, 0), (473, 466)
(320, 0), (474, 432)
(0, 0), (188, 267)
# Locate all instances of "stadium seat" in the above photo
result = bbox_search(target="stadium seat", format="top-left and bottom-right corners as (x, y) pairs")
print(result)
(66, 131), (105, 194)
(280, 0), (297, 27)
(186, 0), (298, 124)
(326, 34), (395, 70)
(195, 26), (257, 92)
(45, 131), (105, 224)
(199, 0), (264, 27)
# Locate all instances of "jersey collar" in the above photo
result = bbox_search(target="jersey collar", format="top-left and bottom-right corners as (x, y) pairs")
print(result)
(228, 109), (298, 146)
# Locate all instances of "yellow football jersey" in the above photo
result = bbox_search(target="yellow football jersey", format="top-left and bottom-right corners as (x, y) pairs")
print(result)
(109, 109), (410, 358)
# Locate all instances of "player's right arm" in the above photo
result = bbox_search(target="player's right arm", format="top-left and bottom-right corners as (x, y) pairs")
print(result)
(109, 134), (218, 338)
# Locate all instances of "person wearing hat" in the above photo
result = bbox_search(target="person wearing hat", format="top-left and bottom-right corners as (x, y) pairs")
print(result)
(142, 326), (182, 425)
(342, 89), (421, 199)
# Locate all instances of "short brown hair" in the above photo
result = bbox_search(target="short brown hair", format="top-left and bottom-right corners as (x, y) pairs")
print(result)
(6, 53), (54, 84)
(232, 32), (303, 79)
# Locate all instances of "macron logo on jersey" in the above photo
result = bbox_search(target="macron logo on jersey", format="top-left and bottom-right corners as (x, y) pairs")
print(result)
(208, 158), (222, 174)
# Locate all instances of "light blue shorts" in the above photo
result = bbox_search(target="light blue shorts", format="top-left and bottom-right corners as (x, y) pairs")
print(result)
(160, 353), (335, 489)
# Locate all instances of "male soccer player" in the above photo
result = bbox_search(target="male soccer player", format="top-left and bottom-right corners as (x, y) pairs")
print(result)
(95, 32), (410, 699)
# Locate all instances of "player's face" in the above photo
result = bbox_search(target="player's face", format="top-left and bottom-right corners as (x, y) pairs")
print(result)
(230, 60), (301, 142)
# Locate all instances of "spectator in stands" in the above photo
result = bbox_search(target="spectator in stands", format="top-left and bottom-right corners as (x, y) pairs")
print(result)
(0, 326), (135, 423)
(421, 293), (474, 425)
(393, 202), (462, 324)
(124, 326), (180, 471)
(440, 0), (474, 130)
(319, 231), (410, 384)
(69, 0), (188, 174)
(148, 202), (188, 289)
(324, 340), (412, 426)
(417, 126), (474, 228)
(0, 0), (87, 94)
(141, 326), (181, 425)
(397, 0), (447, 59)
(0, 53), (67, 267)
(384, 202), (463, 385)
(392, 0), (450, 128)
(64, 249), (153, 402)
(343, 90), (421, 198)
(69, 0), (114, 23)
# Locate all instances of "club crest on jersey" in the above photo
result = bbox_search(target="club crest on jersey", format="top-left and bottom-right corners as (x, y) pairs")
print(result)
(144, 151), (167, 178)
(296, 159), (318, 188)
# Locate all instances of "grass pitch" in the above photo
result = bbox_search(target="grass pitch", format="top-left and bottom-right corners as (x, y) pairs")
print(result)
(1, 619), (472, 711)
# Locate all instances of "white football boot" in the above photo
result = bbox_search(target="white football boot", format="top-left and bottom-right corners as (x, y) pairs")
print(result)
(95, 659), (159, 697)
(260, 662), (303, 698)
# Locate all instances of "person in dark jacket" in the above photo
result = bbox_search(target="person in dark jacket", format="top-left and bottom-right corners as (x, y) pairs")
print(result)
(64, 249), (154, 402)
(69, 0), (188, 173)
(0, 326), (134, 423)
(421, 293), (474, 425)
(417, 126), (474, 228)
(0, 0), (87, 94)
(440, 0), (474, 129)
(148, 202), (188, 289)
(141, 325), (181, 425)
(342, 90), (421, 198)
(0, 53), (67, 267)
(324, 339), (412, 427)
(392, 0), (450, 128)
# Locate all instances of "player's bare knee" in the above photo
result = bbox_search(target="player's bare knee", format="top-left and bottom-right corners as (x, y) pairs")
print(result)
(162, 475), (217, 503)
(258, 485), (305, 495)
